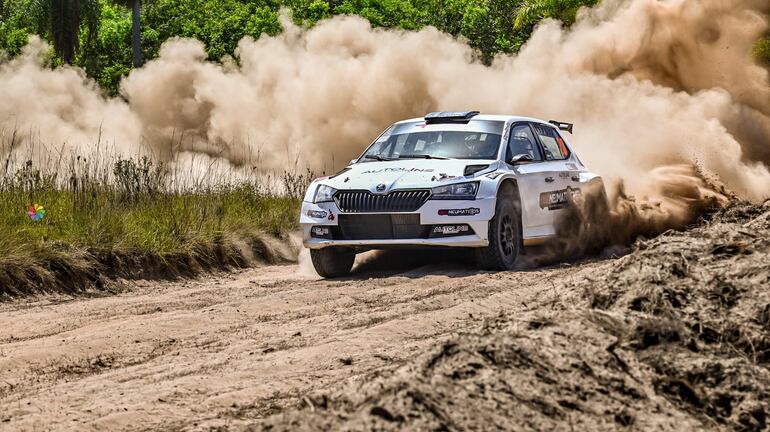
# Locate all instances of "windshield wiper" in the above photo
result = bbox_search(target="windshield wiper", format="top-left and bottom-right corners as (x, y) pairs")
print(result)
(398, 154), (450, 160)
(364, 154), (395, 161)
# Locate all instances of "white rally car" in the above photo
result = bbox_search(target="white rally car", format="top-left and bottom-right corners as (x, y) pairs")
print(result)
(300, 111), (605, 277)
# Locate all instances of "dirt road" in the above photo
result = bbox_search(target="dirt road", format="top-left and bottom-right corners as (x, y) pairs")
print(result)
(0, 251), (603, 431)
(2, 202), (769, 431)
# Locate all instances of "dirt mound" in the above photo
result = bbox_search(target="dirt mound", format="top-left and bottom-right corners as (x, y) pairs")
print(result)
(254, 201), (770, 431)
(0, 233), (297, 299)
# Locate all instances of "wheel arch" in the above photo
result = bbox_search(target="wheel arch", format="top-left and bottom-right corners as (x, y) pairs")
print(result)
(584, 174), (610, 209)
(494, 176), (524, 249)
(494, 176), (521, 212)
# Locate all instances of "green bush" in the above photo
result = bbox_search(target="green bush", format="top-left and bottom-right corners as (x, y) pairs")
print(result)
(0, 0), (765, 97)
(0, 0), (547, 91)
(141, 0), (282, 61)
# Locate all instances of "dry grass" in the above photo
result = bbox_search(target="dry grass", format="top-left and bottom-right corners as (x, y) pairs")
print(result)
(0, 146), (313, 298)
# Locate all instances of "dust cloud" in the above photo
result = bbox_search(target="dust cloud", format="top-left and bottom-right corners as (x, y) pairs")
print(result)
(0, 37), (141, 164)
(1, 0), (769, 240)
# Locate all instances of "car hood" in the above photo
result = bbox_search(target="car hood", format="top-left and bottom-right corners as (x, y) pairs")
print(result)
(323, 159), (493, 193)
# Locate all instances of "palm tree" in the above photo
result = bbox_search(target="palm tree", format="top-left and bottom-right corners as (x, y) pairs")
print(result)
(114, 0), (141, 67)
(30, 0), (100, 64)
(513, 0), (597, 30)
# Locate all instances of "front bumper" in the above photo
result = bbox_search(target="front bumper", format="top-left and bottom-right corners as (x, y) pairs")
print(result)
(300, 198), (495, 249)
(303, 236), (488, 249)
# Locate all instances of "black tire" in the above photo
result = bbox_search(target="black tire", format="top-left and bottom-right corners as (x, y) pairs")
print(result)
(476, 193), (521, 271)
(310, 248), (355, 278)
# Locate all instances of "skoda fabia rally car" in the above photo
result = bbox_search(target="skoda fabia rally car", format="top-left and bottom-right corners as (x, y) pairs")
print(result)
(300, 111), (606, 277)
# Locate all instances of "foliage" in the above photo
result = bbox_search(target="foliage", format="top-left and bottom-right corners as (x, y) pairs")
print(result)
(28, 0), (101, 63)
(335, 0), (424, 29)
(281, 168), (315, 200)
(457, 0), (525, 61)
(0, 156), (300, 265)
(512, 0), (595, 29)
(286, 0), (331, 24)
(0, 0), (766, 95)
(0, 0), (605, 92)
(141, 0), (282, 61)
(0, 1), (34, 57)
(77, 1), (134, 91)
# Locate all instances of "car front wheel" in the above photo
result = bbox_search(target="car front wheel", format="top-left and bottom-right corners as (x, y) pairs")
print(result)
(310, 247), (355, 278)
(476, 196), (521, 271)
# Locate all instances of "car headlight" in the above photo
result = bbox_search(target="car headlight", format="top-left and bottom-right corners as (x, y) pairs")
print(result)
(313, 184), (337, 203)
(430, 181), (479, 200)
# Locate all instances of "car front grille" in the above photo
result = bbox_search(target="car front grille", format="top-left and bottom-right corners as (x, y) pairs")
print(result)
(337, 214), (430, 240)
(334, 190), (431, 213)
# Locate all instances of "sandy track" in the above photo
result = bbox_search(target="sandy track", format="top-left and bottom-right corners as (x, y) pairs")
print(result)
(0, 256), (606, 431)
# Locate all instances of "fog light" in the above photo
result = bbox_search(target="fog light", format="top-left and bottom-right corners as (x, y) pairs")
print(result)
(311, 226), (331, 238)
(307, 210), (328, 219)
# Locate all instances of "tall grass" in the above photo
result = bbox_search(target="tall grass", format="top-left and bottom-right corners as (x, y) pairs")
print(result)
(0, 137), (314, 295)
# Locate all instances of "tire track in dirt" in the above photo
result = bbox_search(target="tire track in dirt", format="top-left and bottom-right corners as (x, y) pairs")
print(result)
(0, 258), (607, 431)
(253, 202), (770, 432)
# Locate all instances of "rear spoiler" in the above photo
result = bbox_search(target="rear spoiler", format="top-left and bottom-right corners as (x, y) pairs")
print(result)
(425, 111), (480, 124)
(548, 120), (573, 134)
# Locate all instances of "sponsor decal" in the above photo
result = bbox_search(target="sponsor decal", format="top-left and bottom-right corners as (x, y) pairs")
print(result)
(360, 167), (435, 174)
(433, 225), (470, 234)
(306, 210), (328, 219)
(438, 208), (481, 216)
(311, 226), (330, 237)
(558, 172), (571, 178)
(539, 186), (581, 210)
(328, 210), (335, 221)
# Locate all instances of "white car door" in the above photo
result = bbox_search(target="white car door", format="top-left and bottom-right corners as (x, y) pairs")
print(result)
(505, 123), (563, 238)
(529, 123), (576, 225)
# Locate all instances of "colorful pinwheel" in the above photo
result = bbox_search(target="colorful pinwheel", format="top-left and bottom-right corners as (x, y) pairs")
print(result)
(27, 204), (46, 221)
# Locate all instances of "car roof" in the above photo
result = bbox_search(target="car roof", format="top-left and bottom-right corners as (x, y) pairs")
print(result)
(397, 114), (554, 127)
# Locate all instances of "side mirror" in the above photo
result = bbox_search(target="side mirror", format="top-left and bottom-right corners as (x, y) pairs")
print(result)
(510, 153), (534, 164)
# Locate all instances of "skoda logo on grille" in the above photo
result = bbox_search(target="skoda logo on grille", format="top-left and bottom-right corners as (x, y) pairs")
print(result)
(375, 183), (387, 193)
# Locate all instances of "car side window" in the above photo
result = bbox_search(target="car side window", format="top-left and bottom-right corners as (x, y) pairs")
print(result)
(532, 124), (570, 160)
(506, 124), (542, 163)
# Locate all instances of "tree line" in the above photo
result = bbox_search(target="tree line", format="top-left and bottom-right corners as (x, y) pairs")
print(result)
(1, 0), (768, 95)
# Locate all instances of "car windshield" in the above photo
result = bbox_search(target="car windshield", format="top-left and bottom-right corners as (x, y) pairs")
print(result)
(361, 123), (503, 161)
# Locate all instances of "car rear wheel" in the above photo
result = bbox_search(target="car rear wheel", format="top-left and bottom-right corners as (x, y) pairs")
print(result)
(476, 195), (521, 271)
(310, 247), (355, 278)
